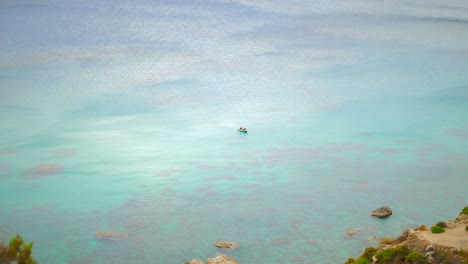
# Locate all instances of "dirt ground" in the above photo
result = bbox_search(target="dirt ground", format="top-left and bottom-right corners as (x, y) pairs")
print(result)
(416, 222), (468, 250)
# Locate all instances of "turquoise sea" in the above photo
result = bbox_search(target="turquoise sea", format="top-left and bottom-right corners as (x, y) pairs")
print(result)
(1, 1), (468, 263)
(1, 95), (467, 263)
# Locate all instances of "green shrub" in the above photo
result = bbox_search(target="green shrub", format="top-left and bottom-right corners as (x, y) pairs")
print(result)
(1, 235), (37, 264)
(465, 225), (468, 231)
(379, 237), (394, 245)
(344, 257), (371, 264)
(405, 252), (426, 263)
(344, 247), (376, 264)
(360, 247), (377, 259)
(461, 207), (468, 215)
(375, 248), (393, 263)
(344, 243), (432, 263)
(353, 258), (371, 264)
(375, 245), (410, 263)
(435, 221), (447, 228)
(431, 225), (445, 233)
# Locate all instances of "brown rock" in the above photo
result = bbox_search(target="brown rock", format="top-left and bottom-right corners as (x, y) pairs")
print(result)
(371, 206), (392, 218)
(457, 213), (468, 224)
(206, 253), (238, 264)
(214, 241), (240, 249)
(446, 220), (457, 229)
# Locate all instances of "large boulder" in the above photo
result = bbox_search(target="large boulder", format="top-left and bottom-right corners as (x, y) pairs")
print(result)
(206, 253), (238, 264)
(214, 241), (239, 249)
(371, 206), (392, 218)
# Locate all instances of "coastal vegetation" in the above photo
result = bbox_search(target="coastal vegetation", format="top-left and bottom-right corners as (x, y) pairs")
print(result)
(344, 245), (426, 264)
(0, 235), (37, 264)
(430, 225), (445, 234)
(345, 207), (468, 264)
(461, 207), (468, 215)
(415, 225), (426, 231)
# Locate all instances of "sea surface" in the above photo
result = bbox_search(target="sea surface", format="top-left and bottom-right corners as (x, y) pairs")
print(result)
(0, 96), (467, 263)
(1, 1), (468, 263)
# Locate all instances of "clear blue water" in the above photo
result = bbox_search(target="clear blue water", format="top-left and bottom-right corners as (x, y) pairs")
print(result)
(1, 97), (467, 263)
(1, 1), (468, 263)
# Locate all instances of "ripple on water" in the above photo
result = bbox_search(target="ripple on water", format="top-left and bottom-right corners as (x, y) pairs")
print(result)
(271, 238), (291, 245)
(0, 149), (16, 155)
(156, 169), (180, 177)
(195, 185), (212, 192)
(0, 164), (9, 177)
(49, 149), (76, 157)
(203, 174), (239, 182)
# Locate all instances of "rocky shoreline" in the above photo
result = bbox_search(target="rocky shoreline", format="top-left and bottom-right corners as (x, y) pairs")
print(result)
(183, 207), (468, 264)
(4, 207), (465, 263)
(345, 207), (468, 264)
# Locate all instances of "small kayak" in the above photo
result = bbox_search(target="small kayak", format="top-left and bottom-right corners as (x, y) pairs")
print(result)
(237, 129), (248, 133)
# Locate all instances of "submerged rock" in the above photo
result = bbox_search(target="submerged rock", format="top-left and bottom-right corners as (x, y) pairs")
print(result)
(344, 227), (363, 237)
(23, 163), (64, 179)
(271, 237), (291, 245)
(94, 230), (128, 241)
(214, 241), (240, 249)
(344, 230), (358, 237)
(206, 253), (238, 264)
(371, 206), (392, 218)
(185, 259), (204, 264)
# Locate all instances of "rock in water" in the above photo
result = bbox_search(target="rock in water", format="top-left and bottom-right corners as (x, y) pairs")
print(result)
(94, 230), (128, 241)
(344, 230), (358, 237)
(23, 163), (64, 179)
(371, 206), (392, 218)
(186, 259), (204, 264)
(344, 227), (363, 237)
(214, 241), (240, 249)
(206, 253), (238, 264)
(271, 238), (291, 245)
